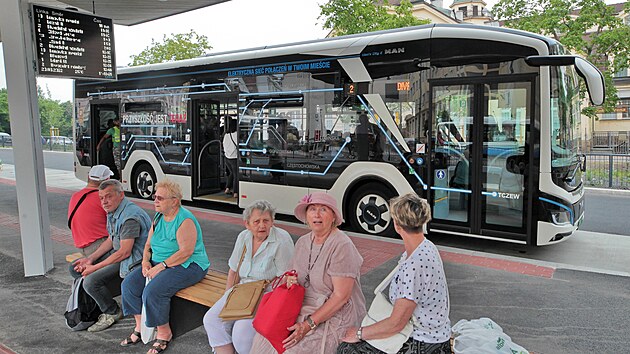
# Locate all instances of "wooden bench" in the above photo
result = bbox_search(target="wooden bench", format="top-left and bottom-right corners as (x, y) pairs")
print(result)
(170, 270), (227, 337)
(66, 252), (227, 337)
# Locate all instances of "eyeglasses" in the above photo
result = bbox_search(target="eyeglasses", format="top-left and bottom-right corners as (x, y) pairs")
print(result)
(152, 195), (175, 202)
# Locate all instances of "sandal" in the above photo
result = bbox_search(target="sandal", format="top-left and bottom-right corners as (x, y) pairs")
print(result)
(147, 338), (171, 354)
(120, 330), (142, 347)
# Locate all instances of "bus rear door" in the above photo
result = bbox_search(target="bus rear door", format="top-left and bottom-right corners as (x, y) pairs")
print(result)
(191, 94), (238, 199)
(90, 101), (120, 178)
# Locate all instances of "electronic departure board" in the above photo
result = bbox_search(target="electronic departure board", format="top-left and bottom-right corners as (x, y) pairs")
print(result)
(32, 4), (116, 80)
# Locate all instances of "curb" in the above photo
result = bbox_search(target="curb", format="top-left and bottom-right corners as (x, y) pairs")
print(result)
(0, 343), (16, 354)
(438, 245), (630, 278)
(585, 187), (630, 195)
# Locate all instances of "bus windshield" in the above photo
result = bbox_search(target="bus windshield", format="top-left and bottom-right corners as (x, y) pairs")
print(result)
(550, 66), (581, 168)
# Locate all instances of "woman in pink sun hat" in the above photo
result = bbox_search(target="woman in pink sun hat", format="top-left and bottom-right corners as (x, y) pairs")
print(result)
(251, 192), (366, 354)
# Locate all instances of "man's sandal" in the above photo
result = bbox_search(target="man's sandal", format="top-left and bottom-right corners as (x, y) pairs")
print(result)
(147, 338), (171, 354)
(120, 331), (142, 347)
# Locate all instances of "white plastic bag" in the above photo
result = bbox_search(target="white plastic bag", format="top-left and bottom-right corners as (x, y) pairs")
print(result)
(140, 278), (157, 344)
(451, 318), (529, 354)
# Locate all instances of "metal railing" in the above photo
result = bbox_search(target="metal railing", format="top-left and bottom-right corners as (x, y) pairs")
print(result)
(591, 131), (630, 154)
(0, 136), (73, 151)
(584, 153), (630, 189)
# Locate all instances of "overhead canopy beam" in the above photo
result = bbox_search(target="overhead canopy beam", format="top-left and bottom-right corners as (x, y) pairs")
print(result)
(0, 0), (231, 42)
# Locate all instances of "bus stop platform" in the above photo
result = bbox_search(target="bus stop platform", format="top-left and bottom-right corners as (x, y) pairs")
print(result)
(0, 164), (629, 354)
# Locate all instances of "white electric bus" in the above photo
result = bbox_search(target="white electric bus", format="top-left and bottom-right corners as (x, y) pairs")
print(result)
(74, 24), (604, 245)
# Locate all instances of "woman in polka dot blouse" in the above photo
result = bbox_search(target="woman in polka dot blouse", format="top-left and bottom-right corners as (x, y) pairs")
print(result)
(338, 193), (452, 354)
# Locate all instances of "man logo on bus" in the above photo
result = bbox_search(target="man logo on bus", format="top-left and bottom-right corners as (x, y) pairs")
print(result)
(384, 47), (405, 55)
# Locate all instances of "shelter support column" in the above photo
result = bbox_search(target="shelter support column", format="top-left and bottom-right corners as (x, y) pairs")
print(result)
(0, 0), (53, 276)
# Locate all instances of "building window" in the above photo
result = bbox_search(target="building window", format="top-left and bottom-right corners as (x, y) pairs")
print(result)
(620, 99), (630, 119)
(614, 67), (628, 78)
(473, 6), (478, 16)
(600, 99), (630, 120)
(459, 6), (468, 17)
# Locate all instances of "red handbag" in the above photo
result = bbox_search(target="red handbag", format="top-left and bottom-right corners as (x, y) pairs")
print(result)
(253, 270), (305, 354)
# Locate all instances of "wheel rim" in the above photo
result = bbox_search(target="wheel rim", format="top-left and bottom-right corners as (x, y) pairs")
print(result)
(136, 170), (155, 199)
(355, 194), (391, 234)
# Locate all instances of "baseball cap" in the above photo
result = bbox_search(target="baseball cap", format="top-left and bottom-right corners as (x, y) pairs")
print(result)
(88, 165), (114, 182)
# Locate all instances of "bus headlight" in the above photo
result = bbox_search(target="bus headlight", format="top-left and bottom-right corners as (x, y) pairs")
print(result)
(550, 210), (572, 225)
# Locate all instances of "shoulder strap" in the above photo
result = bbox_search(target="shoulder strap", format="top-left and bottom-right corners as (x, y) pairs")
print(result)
(374, 263), (401, 295)
(152, 213), (163, 230)
(234, 244), (247, 283)
(67, 189), (98, 229)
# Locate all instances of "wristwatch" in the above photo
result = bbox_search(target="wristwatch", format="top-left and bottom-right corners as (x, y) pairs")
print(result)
(356, 327), (363, 340)
(161, 261), (168, 269)
(305, 315), (317, 330)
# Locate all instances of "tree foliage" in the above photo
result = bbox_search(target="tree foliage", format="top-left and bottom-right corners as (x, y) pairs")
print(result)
(492, 0), (630, 115)
(0, 89), (9, 133)
(0, 87), (72, 137)
(38, 86), (72, 137)
(319, 0), (429, 37)
(129, 30), (212, 66)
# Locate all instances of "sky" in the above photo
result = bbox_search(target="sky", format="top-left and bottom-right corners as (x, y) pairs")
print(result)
(1, 0), (618, 102)
(0, 0), (332, 102)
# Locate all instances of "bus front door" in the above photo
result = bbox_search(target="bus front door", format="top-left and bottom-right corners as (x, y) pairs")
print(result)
(192, 94), (238, 198)
(429, 80), (532, 243)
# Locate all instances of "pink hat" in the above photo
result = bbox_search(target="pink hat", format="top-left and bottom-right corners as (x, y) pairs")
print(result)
(294, 192), (344, 226)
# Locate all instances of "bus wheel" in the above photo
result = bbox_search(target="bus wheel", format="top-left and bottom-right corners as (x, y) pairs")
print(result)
(349, 183), (396, 236)
(133, 164), (156, 199)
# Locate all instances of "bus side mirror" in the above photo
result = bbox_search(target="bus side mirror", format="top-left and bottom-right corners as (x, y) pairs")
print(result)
(525, 55), (605, 106)
(506, 155), (527, 175)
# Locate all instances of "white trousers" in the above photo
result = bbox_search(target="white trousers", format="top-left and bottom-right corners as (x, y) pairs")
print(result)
(203, 289), (256, 354)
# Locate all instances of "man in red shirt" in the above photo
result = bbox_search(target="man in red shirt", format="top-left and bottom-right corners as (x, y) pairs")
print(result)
(68, 165), (112, 256)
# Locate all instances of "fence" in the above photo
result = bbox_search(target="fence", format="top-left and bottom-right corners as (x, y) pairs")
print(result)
(0, 136), (73, 152)
(584, 153), (630, 189)
(591, 131), (629, 154)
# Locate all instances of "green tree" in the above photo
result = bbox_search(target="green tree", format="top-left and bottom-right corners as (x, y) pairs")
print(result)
(0, 89), (9, 133)
(0, 87), (73, 137)
(37, 87), (72, 137)
(492, 0), (630, 116)
(129, 30), (212, 66)
(319, 0), (429, 37)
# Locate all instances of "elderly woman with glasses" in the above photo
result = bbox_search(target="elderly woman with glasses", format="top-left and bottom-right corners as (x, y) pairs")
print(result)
(203, 200), (294, 354)
(251, 192), (366, 354)
(120, 179), (210, 354)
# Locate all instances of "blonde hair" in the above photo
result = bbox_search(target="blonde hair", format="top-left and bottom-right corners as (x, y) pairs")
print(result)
(389, 193), (431, 234)
(155, 179), (183, 201)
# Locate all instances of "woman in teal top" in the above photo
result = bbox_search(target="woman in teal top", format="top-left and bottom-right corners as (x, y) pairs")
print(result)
(121, 180), (209, 354)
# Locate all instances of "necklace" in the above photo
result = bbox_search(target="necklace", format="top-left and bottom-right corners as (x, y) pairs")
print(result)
(304, 232), (330, 288)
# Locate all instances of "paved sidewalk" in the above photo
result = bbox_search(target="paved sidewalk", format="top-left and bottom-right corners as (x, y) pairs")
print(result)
(0, 164), (629, 353)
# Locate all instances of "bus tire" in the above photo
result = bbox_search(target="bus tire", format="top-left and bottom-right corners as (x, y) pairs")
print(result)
(348, 182), (396, 236)
(133, 163), (156, 199)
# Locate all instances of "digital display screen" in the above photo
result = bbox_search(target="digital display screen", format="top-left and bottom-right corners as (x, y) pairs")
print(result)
(32, 4), (116, 80)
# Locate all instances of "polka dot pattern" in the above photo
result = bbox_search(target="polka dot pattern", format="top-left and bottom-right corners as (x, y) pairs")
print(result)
(389, 238), (451, 343)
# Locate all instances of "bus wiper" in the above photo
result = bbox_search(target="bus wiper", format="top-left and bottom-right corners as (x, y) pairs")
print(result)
(563, 159), (580, 182)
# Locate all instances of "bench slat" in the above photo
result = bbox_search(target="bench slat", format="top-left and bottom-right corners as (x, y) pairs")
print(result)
(66, 252), (83, 263)
(174, 270), (228, 307)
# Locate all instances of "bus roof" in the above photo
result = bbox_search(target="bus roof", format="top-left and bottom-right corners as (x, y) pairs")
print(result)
(116, 23), (558, 76)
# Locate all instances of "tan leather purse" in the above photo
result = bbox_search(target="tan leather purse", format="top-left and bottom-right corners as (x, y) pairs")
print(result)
(219, 244), (269, 321)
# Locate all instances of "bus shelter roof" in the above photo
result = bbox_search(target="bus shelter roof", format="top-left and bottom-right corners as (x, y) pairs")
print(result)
(0, 0), (230, 42)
